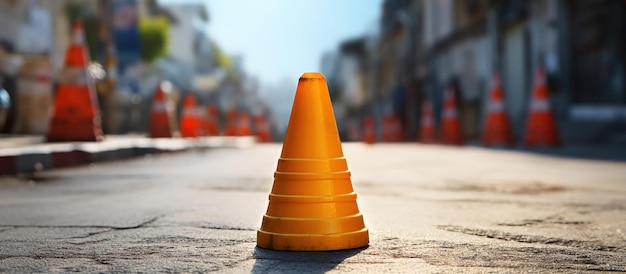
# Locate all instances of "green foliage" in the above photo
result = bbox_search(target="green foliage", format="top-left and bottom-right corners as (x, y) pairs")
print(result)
(210, 40), (241, 83)
(139, 16), (170, 63)
(211, 41), (233, 69)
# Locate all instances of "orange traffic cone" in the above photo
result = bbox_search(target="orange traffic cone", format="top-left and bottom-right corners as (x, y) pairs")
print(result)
(361, 116), (376, 144)
(253, 115), (271, 142)
(391, 114), (403, 141)
(381, 115), (393, 142)
(235, 112), (251, 136)
(524, 68), (560, 147)
(179, 93), (202, 138)
(440, 84), (464, 145)
(149, 81), (176, 138)
(204, 104), (220, 136)
(224, 108), (237, 136)
(418, 99), (436, 143)
(257, 72), (369, 251)
(482, 72), (514, 146)
(47, 20), (103, 142)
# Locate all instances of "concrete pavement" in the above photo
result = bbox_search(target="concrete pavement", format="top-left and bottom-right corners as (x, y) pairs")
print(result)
(0, 143), (625, 272)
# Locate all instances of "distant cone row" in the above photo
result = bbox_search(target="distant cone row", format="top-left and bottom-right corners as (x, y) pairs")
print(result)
(359, 68), (559, 147)
(148, 84), (272, 141)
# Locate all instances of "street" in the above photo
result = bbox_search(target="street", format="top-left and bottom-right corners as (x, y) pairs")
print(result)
(1, 143), (625, 273)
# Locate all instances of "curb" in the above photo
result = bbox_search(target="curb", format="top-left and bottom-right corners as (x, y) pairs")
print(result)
(0, 136), (256, 176)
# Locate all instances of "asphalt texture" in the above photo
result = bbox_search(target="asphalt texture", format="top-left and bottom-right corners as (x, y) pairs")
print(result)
(0, 143), (625, 273)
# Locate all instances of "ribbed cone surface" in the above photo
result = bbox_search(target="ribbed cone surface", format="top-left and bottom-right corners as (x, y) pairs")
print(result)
(257, 72), (369, 251)
(149, 82), (174, 138)
(419, 100), (436, 143)
(482, 73), (514, 146)
(440, 86), (464, 145)
(46, 20), (103, 142)
(524, 68), (560, 147)
(180, 93), (201, 138)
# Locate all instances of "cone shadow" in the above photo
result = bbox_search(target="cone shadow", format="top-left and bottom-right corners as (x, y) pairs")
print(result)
(251, 246), (367, 273)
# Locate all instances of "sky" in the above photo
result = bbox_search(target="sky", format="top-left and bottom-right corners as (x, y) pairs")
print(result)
(161, 0), (383, 86)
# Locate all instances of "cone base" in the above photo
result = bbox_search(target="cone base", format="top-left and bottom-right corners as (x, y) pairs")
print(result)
(257, 228), (369, 251)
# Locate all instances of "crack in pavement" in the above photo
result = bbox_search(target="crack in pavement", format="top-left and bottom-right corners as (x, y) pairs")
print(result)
(0, 216), (161, 231)
(200, 225), (256, 231)
(66, 229), (114, 239)
(68, 238), (111, 245)
(438, 225), (623, 252)
(497, 215), (591, 227)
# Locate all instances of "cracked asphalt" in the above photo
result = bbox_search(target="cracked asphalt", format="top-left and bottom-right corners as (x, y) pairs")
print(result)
(0, 143), (625, 273)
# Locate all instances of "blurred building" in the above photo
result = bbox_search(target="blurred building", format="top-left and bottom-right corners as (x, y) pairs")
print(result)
(321, 38), (371, 139)
(334, 0), (626, 145)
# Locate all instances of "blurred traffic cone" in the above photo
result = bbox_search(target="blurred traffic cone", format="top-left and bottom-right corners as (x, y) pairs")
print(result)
(235, 112), (251, 136)
(482, 72), (514, 146)
(224, 108), (237, 136)
(149, 80), (176, 138)
(381, 115), (393, 142)
(440, 85), (464, 145)
(180, 93), (202, 138)
(391, 114), (403, 141)
(257, 72), (369, 251)
(524, 68), (560, 147)
(253, 115), (271, 142)
(361, 116), (376, 144)
(347, 120), (361, 141)
(204, 104), (220, 136)
(47, 20), (103, 142)
(418, 99), (436, 143)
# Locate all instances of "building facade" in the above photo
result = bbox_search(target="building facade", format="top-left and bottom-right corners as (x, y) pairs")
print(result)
(350, 0), (626, 144)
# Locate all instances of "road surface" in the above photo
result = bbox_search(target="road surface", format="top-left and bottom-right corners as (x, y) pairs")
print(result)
(1, 143), (625, 272)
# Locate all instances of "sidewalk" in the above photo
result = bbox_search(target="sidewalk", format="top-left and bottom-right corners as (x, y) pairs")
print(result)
(0, 134), (256, 176)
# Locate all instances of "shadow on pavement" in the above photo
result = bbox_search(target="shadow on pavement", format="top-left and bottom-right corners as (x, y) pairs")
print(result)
(251, 246), (367, 273)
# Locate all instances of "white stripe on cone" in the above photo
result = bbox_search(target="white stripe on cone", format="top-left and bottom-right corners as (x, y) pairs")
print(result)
(152, 102), (168, 113)
(530, 100), (550, 112)
(443, 108), (457, 119)
(183, 107), (201, 116)
(487, 100), (504, 112)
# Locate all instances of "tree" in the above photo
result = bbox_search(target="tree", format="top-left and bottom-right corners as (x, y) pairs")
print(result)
(139, 16), (169, 63)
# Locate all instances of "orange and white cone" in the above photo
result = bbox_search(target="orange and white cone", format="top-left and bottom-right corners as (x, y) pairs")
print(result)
(179, 93), (202, 138)
(149, 80), (176, 138)
(236, 112), (251, 136)
(203, 104), (220, 136)
(46, 20), (103, 142)
(391, 114), (403, 141)
(253, 115), (271, 142)
(481, 72), (514, 146)
(361, 116), (376, 144)
(418, 99), (436, 144)
(224, 108), (237, 136)
(523, 68), (560, 147)
(440, 85), (464, 145)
